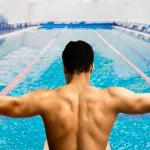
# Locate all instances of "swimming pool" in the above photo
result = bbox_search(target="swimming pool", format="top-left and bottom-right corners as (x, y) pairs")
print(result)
(0, 27), (150, 150)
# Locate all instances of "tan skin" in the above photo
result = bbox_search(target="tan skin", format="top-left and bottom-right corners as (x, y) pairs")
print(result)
(0, 64), (150, 150)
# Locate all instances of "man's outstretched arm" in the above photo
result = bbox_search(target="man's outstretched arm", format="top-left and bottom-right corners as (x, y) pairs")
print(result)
(109, 87), (150, 114)
(0, 89), (47, 118)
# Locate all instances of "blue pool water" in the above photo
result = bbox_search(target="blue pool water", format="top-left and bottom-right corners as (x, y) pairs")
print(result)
(0, 27), (150, 150)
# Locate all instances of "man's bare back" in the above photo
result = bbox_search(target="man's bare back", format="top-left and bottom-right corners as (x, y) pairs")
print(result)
(37, 82), (149, 150)
(41, 84), (117, 150)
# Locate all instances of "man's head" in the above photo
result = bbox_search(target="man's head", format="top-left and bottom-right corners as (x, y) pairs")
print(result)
(62, 40), (94, 79)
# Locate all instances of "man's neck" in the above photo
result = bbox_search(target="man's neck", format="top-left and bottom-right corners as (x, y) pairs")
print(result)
(66, 72), (90, 88)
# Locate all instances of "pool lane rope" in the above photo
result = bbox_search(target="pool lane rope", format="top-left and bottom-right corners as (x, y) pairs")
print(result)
(95, 31), (150, 85)
(0, 30), (65, 96)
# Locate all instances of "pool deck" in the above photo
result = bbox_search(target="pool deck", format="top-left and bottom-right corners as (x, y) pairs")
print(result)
(114, 26), (150, 38)
(0, 26), (38, 39)
(0, 29), (18, 36)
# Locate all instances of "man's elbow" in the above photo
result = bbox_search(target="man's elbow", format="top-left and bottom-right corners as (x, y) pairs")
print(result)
(2, 100), (21, 117)
(11, 100), (23, 117)
(133, 98), (150, 114)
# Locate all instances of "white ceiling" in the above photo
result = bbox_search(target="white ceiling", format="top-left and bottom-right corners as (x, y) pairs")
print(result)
(1, 0), (149, 23)
(15, 0), (133, 4)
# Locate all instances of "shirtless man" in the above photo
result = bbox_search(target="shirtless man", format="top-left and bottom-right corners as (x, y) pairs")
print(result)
(0, 40), (150, 150)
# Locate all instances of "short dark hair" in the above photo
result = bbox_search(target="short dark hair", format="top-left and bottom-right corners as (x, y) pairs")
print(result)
(62, 40), (94, 74)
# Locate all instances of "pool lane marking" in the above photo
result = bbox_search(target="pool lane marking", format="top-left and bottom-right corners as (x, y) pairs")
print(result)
(95, 31), (150, 85)
(0, 31), (64, 96)
(0, 27), (38, 39)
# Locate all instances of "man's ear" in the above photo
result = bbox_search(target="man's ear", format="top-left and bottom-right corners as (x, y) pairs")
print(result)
(63, 65), (67, 74)
(90, 63), (94, 74)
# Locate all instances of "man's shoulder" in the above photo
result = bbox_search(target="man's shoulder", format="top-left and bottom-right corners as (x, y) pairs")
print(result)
(90, 86), (131, 99)
(36, 86), (69, 98)
(30, 88), (56, 100)
(106, 87), (133, 97)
